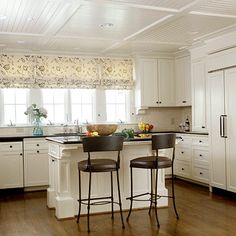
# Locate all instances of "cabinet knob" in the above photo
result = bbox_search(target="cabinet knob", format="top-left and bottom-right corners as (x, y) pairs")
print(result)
(200, 172), (203, 175)
(37, 150), (40, 153)
(156, 101), (159, 104)
(199, 154), (202, 157)
(20, 153), (23, 156)
(202, 126), (205, 129)
(199, 140), (202, 143)
(37, 144), (39, 146)
(181, 168), (184, 170)
(181, 151), (184, 154)
(182, 101), (187, 103)
(10, 145), (12, 148)
(159, 101), (162, 104)
(52, 159), (55, 162)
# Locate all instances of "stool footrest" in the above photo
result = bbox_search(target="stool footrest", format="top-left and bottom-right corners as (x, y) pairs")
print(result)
(78, 196), (121, 206)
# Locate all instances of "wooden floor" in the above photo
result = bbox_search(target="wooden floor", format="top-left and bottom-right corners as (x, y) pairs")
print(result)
(1, 179), (236, 236)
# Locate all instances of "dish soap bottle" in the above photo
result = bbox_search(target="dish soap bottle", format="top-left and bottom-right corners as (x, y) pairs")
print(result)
(185, 117), (190, 132)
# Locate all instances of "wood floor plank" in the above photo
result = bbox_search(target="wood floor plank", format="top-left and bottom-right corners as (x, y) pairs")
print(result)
(1, 180), (236, 235)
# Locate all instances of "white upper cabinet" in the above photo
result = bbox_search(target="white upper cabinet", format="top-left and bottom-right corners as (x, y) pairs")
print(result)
(135, 57), (175, 110)
(175, 56), (191, 106)
(191, 58), (207, 132)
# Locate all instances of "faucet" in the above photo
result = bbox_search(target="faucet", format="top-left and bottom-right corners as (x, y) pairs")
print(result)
(47, 120), (54, 125)
(8, 120), (15, 127)
(74, 119), (82, 133)
(118, 119), (124, 124)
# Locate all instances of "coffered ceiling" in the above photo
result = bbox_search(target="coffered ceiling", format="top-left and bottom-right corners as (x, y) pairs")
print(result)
(0, 0), (236, 56)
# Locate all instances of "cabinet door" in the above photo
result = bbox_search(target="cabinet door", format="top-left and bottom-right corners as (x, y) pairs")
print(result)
(24, 151), (49, 187)
(140, 59), (158, 107)
(225, 68), (236, 192)
(175, 56), (191, 106)
(0, 152), (23, 189)
(208, 71), (226, 189)
(192, 59), (207, 131)
(158, 59), (175, 106)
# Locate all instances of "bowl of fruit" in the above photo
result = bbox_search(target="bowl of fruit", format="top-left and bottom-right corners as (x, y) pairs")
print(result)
(138, 121), (154, 133)
(86, 123), (118, 136)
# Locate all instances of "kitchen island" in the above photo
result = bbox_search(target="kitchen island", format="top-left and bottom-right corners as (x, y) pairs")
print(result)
(46, 136), (171, 219)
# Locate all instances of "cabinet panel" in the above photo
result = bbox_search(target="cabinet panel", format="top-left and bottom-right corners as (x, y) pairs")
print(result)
(208, 71), (226, 189)
(175, 56), (191, 106)
(192, 165), (209, 183)
(175, 147), (191, 161)
(158, 59), (175, 106)
(0, 142), (23, 189)
(192, 59), (207, 131)
(192, 149), (209, 166)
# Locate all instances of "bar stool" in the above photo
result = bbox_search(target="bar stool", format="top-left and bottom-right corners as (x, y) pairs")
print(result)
(126, 133), (179, 227)
(77, 136), (125, 232)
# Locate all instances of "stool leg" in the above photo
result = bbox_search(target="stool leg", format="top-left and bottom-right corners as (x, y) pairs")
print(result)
(77, 170), (82, 223)
(171, 165), (179, 219)
(149, 169), (153, 215)
(87, 171), (92, 232)
(154, 168), (160, 227)
(111, 171), (114, 219)
(126, 167), (133, 221)
(116, 169), (125, 228)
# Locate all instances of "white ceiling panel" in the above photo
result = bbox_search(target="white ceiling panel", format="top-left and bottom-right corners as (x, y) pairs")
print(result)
(0, 0), (69, 34)
(136, 14), (236, 44)
(45, 37), (118, 53)
(192, 0), (236, 17)
(57, 2), (170, 40)
(107, 0), (195, 11)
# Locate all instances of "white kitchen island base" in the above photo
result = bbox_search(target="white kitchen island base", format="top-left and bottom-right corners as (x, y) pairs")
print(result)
(47, 139), (169, 219)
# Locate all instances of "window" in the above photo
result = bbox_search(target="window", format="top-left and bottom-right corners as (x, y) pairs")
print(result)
(70, 89), (94, 123)
(3, 88), (28, 124)
(42, 89), (65, 124)
(105, 90), (129, 122)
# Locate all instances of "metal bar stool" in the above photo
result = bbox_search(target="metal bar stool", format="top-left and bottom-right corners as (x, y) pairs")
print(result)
(126, 133), (179, 227)
(77, 136), (125, 232)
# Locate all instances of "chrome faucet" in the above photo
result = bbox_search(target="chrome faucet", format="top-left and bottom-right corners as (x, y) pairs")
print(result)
(74, 119), (82, 133)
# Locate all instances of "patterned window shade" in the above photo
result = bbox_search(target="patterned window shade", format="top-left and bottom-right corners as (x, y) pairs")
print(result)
(100, 58), (134, 89)
(0, 54), (134, 89)
(0, 54), (35, 88)
(35, 56), (100, 88)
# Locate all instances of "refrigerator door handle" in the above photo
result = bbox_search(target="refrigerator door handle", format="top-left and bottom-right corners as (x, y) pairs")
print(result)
(220, 115), (224, 137)
(223, 115), (227, 138)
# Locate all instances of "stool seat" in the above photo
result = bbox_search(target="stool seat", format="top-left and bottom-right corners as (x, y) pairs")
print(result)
(130, 156), (172, 169)
(78, 159), (118, 172)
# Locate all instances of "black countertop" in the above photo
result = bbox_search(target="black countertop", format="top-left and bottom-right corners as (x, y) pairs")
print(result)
(0, 131), (208, 143)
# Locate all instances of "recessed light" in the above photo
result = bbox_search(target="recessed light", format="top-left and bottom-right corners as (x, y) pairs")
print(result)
(0, 15), (7, 20)
(17, 40), (25, 44)
(99, 23), (114, 28)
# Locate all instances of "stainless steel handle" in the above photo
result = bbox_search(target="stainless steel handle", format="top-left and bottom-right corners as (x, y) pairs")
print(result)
(220, 115), (224, 137)
(223, 115), (227, 138)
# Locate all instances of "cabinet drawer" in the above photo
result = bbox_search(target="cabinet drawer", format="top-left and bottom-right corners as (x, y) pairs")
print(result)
(176, 136), (192, 146)
(175, 147), (191, 161)
(24, 139), (48, 151)
(192, 149), (209, 166)
(0, 142), (22, 152)
(25, 149), (48, 155)
(192, 136), (209, 146)
(174, 161), (191, 178)
(192, 166), (209, 183)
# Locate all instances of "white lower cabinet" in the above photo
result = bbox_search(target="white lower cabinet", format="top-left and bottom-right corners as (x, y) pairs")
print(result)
(23, 138), (49, 187)
(0, 142), (23, 189)
(174, 134), (209, 184)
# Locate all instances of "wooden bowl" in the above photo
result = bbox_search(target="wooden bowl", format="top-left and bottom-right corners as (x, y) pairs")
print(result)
(86, 124), (118, 136)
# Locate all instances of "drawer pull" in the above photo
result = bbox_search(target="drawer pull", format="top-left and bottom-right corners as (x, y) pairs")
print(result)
(181, 168), (184, 171)
(182, 101), (187, 103)
(52, 159), (55, 162)
(200, 172), (203, 175)
(199, 140), (202, 143)
(20, 153), (23, 156)
(37, 144), (39, 146)
(181, 151), (184, 154)
(10, 145), (12, 148)
(37, 150), (40, 153)
(202, 126), (205, 129)
(199, 154), (202, 157)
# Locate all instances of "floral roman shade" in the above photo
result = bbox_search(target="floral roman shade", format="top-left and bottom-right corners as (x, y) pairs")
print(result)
(0, 54), (35, 88)
(0, 54), (133, 89)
